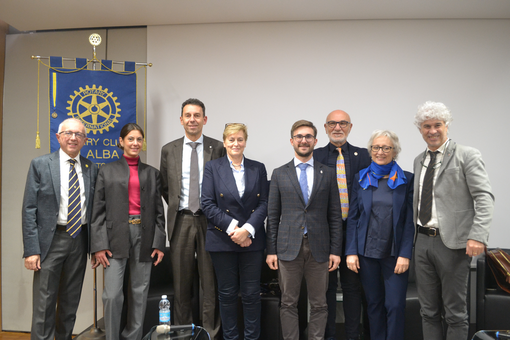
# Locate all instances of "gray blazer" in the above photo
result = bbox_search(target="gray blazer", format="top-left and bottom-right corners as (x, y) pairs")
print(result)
(90, 157), (166, 261)
(266, 160), (342, 263)
(22, 150), (98, 262)
(413, 141), (494, 249)
(159, 135), (225, 242)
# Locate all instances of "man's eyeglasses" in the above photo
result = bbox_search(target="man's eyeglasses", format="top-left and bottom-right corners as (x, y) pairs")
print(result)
(59, 131), (86, 139)
(293, 134), (315, 142)
(371, 146), (393, 153)
(326, 120), (350, 129)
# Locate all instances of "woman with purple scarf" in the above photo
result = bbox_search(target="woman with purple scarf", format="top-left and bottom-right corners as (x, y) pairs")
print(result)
(345, 130), (414, 340)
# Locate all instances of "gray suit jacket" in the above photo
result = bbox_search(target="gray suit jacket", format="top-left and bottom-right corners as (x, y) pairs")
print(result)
(22, 150), (98, 262)
(413, 141), (494, 249)
(266, 159), (342, 263)
(160, 135), (225, 242)
(90, 157), (166, 261)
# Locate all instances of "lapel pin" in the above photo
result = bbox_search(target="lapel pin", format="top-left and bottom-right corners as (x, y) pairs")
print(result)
(320, 170), (323, 174)
(354, 152), (358, 156)
(86, 164), (88, 168)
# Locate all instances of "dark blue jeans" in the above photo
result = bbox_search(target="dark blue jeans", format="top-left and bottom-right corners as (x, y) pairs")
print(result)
(210, 250), (263, 340)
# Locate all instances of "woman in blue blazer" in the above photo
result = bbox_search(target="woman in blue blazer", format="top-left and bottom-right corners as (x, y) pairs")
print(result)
(345, 130), (414, 340)
(201, 123), (268, 340)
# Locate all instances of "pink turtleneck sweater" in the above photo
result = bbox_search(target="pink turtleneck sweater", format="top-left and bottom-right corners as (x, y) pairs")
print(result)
(125, 155), (141, 215)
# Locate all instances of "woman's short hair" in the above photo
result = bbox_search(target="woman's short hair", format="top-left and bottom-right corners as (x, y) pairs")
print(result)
(414, 101), (453, 129)
(367, 129), (402, 160)
(223, 123), (248, 141)
(117, 123), (144, 149)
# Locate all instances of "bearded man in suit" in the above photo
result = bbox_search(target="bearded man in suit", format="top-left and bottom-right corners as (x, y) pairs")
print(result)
(413, 101), (494, 340)
(266, 119), (342, 340)
(160, 98), (224, 339)
(22, 118), (98, 340)
(314, 110), (371, 340)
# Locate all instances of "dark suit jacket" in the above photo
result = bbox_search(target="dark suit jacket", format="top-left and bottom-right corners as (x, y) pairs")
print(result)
(345, 171), (415, 260)
(22, 150), (98, 262)
(201, 155), (268, 252)
(266, 159), (342, 263)
(314, 141), (371, 200)
(413, 141), (494, 248)
(90, 157), (166, 261)
(160, 135), (225, 242)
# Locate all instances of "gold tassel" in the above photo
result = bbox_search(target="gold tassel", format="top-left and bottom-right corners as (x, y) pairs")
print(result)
(35, 132), (41, 149)
(142, 138), (147, 151)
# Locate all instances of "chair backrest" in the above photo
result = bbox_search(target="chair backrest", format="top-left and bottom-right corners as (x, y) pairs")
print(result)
(149, 247), (173, 288)
(481, 248), (510, 289)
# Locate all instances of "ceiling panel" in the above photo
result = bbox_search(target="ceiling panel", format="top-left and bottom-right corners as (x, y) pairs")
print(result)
(1, 0), (510, 32)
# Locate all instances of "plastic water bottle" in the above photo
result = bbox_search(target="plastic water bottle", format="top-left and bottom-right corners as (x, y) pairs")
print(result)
(159, 295), (170, 326)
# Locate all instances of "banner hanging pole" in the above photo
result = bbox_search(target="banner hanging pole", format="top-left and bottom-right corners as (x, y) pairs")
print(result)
(31, 55), (152, 67)
(33, 33), (152, 66)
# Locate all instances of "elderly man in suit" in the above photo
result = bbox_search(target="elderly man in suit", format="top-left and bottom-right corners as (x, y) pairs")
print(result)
(413, 101), (494, 340)
(266, 119), (342, 340)
(22, 118), (98, 340)
(160, 98), (224, 339)
(314, 110), (370, 340)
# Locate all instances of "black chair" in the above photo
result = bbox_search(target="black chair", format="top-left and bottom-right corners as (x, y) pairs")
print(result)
(404, 253), (471, 340)
(235, 255), (308, 340)
(142, 247), (200, 335)
(476, 248), (510, 331)
(404, 257), (423, 340)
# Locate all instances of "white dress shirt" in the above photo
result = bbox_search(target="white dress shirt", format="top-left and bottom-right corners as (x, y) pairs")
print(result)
(179, 134), (205, 211)
(417, 139), (450, 228)
(225, 156), (256, 238)
(294, 156), (315, 201)
(57, 148), (87, 225)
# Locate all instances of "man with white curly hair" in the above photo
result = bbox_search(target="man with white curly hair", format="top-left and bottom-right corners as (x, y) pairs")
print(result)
(412, 101), (494, 340)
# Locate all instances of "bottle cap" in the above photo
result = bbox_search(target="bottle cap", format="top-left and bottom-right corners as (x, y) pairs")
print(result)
(162, 295), (167, 299)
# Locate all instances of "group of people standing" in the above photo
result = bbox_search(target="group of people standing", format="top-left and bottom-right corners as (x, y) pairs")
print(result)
(22, 98), (494, 340)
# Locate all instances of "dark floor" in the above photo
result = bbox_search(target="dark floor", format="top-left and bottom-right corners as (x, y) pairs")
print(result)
(330, 322), (477, 340)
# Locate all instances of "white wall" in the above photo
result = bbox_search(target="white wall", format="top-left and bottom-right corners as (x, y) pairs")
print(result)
(147, 19), (508, 247)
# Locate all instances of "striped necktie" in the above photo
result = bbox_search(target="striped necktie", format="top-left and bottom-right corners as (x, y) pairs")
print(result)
(336, 148), (349, 220)
(67, 159), (82, 238)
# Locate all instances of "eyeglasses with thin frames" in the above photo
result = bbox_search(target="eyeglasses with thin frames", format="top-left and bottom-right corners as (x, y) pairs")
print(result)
(225, 123), (246, 128)
(326, 120), (350, 129)
(59, 131), (86, 140)
(293, 134), (315, 142)
(370, 145), (393, 153)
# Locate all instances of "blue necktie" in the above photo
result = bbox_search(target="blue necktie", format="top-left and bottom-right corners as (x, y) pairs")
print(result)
(298, 163), (310, 205)
(298, 163), (310, 235)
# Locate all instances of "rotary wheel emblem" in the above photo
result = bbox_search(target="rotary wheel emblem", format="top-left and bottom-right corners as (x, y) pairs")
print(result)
(66, 85), (121, 134)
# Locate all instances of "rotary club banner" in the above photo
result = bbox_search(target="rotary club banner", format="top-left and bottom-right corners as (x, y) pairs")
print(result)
(48, 56), (136, 165)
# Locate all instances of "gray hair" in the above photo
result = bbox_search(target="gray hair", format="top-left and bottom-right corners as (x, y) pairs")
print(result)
(414, 101), (453, 129)
(58, 118), (86, 136)
(367, 130), (401, 160)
